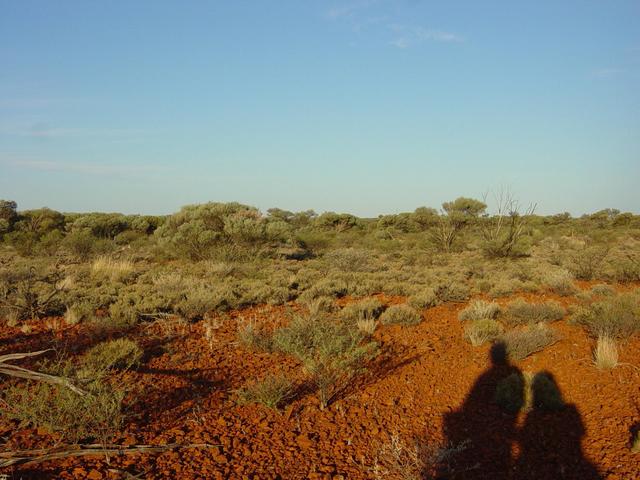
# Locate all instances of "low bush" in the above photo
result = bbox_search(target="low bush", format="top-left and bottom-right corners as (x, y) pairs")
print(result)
(590, 284), (616, 297)
(81, 338), (142, 378)
(0, 351), (134, 444)
(464, 319), (503, 346)
(571, 292), (640, 339)
(237, 318), (273, 352)
(458, 300), (500, 322)
(380, 304), (422, 326)
(503, 298), (565, 326)
(407, 288), (438, 309)
(235, 374), (294, 409)
(500, 324), (559, 361)
(273, 314), (378, 408)
(435, 282), (470, 303)
(91, 256), (135, 282)
(341, 298), (384, 323)
(543, 270), (577, 296)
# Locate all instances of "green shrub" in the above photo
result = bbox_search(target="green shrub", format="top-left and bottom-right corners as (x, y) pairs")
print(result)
(304, 296), (337, 315)
(543, 270), (577, 296)
(435, 281), (470, 303)
(273, 314), (378, 409)
(408, 288), (438, 309)
(237, 318), (273, 352)
(590, 284), (616, 297)
(571, 292), (640, 339)
(464, 319), (503, 346)
(503, 298), (565, 326)
(324, 248), (373, 272)
(235, 374), (294, 409)
(380, 304), (422, 326)
(458, 300), (500, 321)
(341, 298), (384, 323)
(500, 324), (559, 361)
(1, 354), (131, 444)
(81, 338), (142, 378)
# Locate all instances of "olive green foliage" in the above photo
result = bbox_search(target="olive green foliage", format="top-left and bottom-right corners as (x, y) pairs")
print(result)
(464, 319), (503, 346)
(154, 202), (291, 260)
(500, 324), (559, 361)
(503, 298), (565, 326)
(81, 338), (143, 377)
(0, 348), (137, 443)
(235, 374), (294, 409)
(571, 291), (640, 339)
(380, 304), (422, 326)
(432, 197), (487, 252)
(340, 298), (384, 323)
(408, 288), (438, 309)
(458, 300), (500, 321)
(0, 262), (64, 320)
(273, 313), (378, 408)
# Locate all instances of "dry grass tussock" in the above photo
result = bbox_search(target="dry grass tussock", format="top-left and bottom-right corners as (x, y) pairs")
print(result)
(592, 335), (618, 370)
(91, 256), (134, 281)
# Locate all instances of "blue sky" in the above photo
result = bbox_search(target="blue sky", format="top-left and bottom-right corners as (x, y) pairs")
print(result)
(1, 0), (638, 217)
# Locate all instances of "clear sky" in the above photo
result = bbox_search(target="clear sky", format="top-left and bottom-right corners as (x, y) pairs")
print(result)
(1, 0), (638, 217)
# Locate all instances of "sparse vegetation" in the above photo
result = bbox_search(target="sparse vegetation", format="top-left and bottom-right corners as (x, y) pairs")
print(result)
(503, 298), (565, 326)
(380, 304), (422, 326)
(273, 313), (378, 408)
(593, 335), (618, 370)
(458, 300), (500, 321)
(572, 292), (640, 339)
(464, 319), (503, 346)
(235, 374), (294, 409)
(500, 324), (559, 361)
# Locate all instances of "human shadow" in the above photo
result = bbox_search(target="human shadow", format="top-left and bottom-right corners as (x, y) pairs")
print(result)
(437, 342), (523, 479)
(513, 371), (602, 480)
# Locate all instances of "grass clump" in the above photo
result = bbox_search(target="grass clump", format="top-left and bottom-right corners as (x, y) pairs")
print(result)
(0, 349), (136, 443)
(407, 288), (438, 309)
(464, 319), (503, 346)
(571, 292), (640, 339)
(592, 335), (618, 370)
(81, 338), (142, 378)
(235, 374), (294, 410)
(91, 256), (135, 282)
(380, 304), (422, 326)
(237, 318), (273, 352)
(503, 298), (565, 326)
(458, 300), (500, 321)
(273, 314), (378, 409)
(590, 284), (616, 297)
(341, 298), (384, 323)
(500, 324), (559, 361)
(543, 270), (577, 296)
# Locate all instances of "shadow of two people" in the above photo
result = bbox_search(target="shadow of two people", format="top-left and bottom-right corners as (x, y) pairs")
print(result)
(438, 342), (601, 480)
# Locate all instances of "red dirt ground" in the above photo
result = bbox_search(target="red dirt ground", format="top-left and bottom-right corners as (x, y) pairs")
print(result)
(1, 288), (639, 479)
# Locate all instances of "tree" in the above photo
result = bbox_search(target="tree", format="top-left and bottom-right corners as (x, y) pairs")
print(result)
(432, 197), (487, 252)
(480, 189), (536, 258)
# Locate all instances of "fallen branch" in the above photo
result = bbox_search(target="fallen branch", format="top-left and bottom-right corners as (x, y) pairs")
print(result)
(0, 443), (220, 467)
(0, 350), (87, 396)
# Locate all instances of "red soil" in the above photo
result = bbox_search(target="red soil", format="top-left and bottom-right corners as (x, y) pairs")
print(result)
(1, 290), (639, 479)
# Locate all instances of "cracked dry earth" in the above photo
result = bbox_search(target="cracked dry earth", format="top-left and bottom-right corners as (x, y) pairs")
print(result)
(1, 290), (639, 479)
